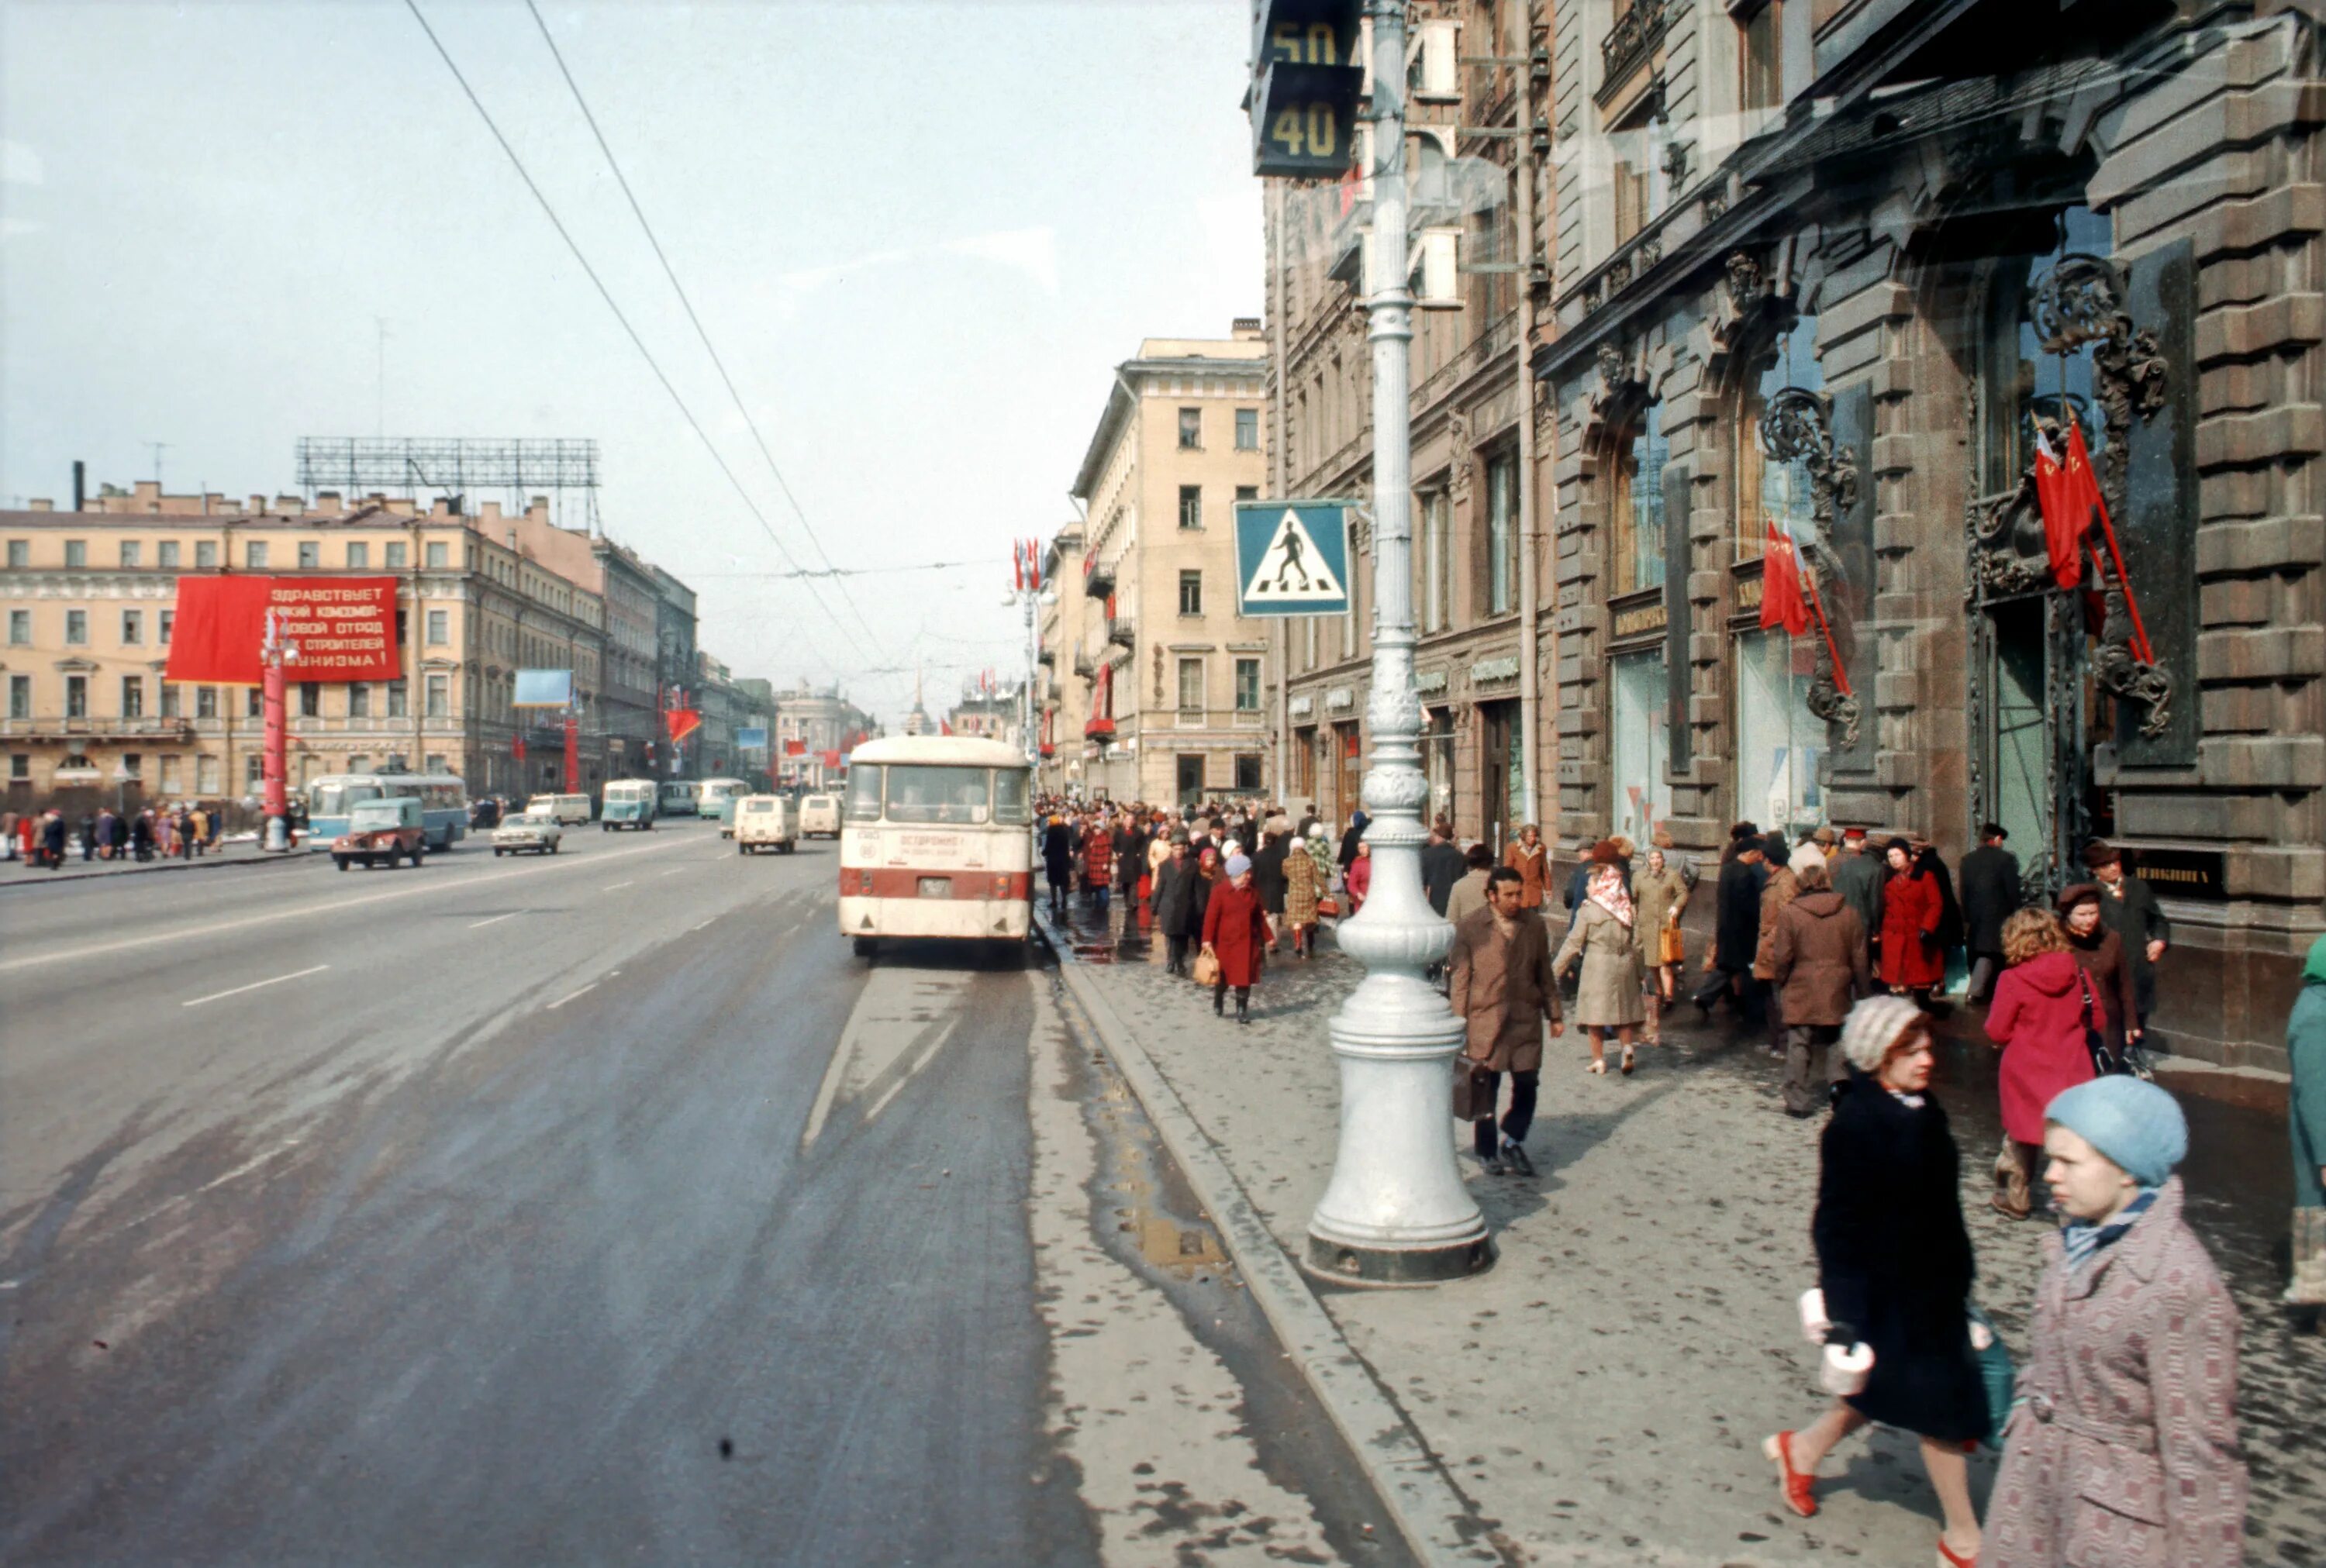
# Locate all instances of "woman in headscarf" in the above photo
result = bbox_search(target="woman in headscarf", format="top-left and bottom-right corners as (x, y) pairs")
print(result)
(1878, 836), (1945, 1004)
(2286, 932), (2326, 1314)
(1765, 996), (1988, 1568)
(1336, 809), (1369, 877)
(1553, 856), (1647, 1075)
(1503, 823), (1549, 910)
(1282, 821), (1323, 959)
(1199, 852), (1271, 1024)
(1986, 1077), (2247, 1568)
(1632, 846), (1691, 1044)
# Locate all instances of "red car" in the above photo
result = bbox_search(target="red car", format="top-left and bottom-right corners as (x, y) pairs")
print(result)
(331, 798), (427, 870)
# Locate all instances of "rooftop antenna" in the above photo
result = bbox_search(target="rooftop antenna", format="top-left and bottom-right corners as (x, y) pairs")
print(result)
(144, 440), (171, 490)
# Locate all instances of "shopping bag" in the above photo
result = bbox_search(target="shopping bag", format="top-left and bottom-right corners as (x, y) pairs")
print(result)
(1967, 1302), (2016, 1450)
(1191, 949), (1220, 987)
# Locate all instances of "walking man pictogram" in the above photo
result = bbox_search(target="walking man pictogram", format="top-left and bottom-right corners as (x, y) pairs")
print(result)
(1273, 527), (1312, 592)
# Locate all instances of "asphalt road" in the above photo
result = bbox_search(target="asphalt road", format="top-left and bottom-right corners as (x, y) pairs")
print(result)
(0, 819), (1406, 1566)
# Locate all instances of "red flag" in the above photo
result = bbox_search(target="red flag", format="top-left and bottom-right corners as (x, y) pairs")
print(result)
(2032, 427), (2083, 590)
(1758, 522), (1810, 636)
(784, 739), (806, 756)
(512, 736), (527, 763)
(667, 707), (702, 744)
(940, 720), (954, 736)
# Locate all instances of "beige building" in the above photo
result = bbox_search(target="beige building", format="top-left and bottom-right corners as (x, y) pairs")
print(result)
(1036, 522), (1087, 794)
(1058, 325), (1271, 805)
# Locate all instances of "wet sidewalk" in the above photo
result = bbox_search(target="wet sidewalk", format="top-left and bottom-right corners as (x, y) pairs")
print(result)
(1044, 889), (2324, 1566)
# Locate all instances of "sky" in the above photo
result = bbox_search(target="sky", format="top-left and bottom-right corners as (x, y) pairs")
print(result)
(0, 0), (1265, 728)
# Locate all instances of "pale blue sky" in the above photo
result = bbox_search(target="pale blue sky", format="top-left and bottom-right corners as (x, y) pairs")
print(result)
(0, 0), (1265, 725)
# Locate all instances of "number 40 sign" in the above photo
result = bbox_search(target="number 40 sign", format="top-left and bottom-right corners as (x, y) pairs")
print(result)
(1248, 2), (1362, 180)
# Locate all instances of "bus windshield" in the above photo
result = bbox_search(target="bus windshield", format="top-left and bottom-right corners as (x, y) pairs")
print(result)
(844, 767), (883, 823)
(882, 766), (990, 825)
(311, 782), (381, 817)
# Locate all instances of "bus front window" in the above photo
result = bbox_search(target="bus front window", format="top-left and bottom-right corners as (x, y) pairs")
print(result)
(844, 766), (884, 823)
(994, 770), (1030, 826)
(884, 766), (991, 825)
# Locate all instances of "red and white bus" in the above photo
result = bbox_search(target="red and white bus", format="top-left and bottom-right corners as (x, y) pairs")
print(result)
(837, 736), (1033, 958)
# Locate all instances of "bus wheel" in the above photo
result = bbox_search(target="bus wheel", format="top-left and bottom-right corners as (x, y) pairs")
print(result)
(852, 937), (877, 960)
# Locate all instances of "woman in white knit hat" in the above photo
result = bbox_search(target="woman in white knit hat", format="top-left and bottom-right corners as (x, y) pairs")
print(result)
(1765, 994), (1989, 1568)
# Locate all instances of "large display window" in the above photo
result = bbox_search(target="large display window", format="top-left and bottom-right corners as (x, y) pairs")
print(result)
(1610, 650), (1671, 846)
(1734, 627), (1824, 836)
(1610, 401), (1667, 595)
(1736, 316), (1823, 560)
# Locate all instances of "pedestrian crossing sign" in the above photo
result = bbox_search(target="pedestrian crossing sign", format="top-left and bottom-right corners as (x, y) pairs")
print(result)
(1234, 500), (1352, 615)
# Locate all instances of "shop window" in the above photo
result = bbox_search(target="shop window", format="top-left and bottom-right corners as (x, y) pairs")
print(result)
(1610, 650), (1671, 845)
(1234, 753), (1262, 791)
(1736, 315), (1823, 560)
(1734, 627), (1823, 836)
(1485, 453), (1517, 615)
(15, 753), (34, 780)
(1423, 707), (1455, 829)
(1611, 401), (1668, 594)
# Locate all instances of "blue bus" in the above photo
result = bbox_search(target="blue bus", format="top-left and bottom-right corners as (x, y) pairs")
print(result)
(306, 771), (470, 851)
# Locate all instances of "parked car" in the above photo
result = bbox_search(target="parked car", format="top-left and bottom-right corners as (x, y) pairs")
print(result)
(734, 794), (796, 854)
(799, 794), (842, 838)
(332, 797), (428, 871)
(493, 806), (564, 856)
(527, 793), (594, 825)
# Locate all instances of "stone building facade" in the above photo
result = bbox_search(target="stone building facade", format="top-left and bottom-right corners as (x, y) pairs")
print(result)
(1037, 522), (1088, 796)
(772, 683), (875, 790)
(1532, 0), (2324, 1068)
(1267, 0), (1557, 850)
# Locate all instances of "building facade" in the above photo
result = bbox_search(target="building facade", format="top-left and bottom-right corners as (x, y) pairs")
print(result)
(1266, 0), (1555, 849)
(1037, 522), (1089, 796)
(1532, 0), (2324, 1069)
(1065, 324), (1272, 805)
(772, 683), (875, 789)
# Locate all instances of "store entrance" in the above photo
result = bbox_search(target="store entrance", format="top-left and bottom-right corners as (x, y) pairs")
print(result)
(1479, 700), (1517, 853)
(1977, 594), (2113, 891)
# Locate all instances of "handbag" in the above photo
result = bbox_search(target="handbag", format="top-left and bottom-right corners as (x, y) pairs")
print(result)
(1659, 925), (1686, 966)
(1190, 948), (1220, 987)
(1317, 895), (1341, 918)
(2079, 971), (2129, 1077)
(1451, 1054), (1494, 1122)
(1966, 1302), (2016, 1450)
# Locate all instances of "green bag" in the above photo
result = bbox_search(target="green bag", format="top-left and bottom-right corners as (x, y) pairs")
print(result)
(1967, 1302), (2016, 1450)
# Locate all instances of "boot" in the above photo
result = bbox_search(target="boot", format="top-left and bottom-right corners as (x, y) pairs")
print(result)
(1213, 987), (1225, 1017)
(1234, 992), (1249, 1025)
(2287, 1207), (2326, 1306)
(1991, 1139), (2031, 1221)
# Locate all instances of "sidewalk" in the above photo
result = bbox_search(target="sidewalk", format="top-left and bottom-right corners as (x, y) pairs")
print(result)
(1043, 894), (2323, 1566)
(2, 838), (313, 887)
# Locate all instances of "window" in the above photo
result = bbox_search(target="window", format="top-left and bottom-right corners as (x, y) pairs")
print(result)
(1179, 485), (1203, 529)
(158, 540), (181, 568)
(1176, 656), (1205, 714)
(196, 686), (218, 719)
(1234, 753), (1263, 792)
(1612, 401), (1668, 594)
(122, 610), (143, 645)
(1235, 407), (1259, 450)
(246, 753), (264, 788)
(426, 609), (448, 645)
(350, 683), (371, 719)
(385, 542), (408, 569)
(121, 676), (143, 718)
(1486, 453), (1518, 615)
(160, 754), (181, 791)
(6, 610), (26, 646)
(425, 753), (447, 774)
(1178, 407), (1202, 449)
(65, 674), (87, 718)
(195, 541), (217, 569)
(388, 681), (409, 718)
(5, 540), (24, 568)
(346, 542), (369, 569)
(425, 541), (449, 569)
(64, 539), (86, 568)
(1610, 100), (1662, 248)
(1735, 627), (1824, 836)
(247, 688), (264, 719)
(1740, 0), (1782, 112)
(1234, 657), (1262, 712)
(1737, 316), (1823, 560)
(65, 609), (88, 645)
(1420, 489), (1451, 632)
(882, 765), (996, 825)
(9, 753), (26, 780)
(161, 684), (181, 718)
(245, 541), (269, 568)
(299, 682), (320, 718)
(1179, 570), (1203, 615)
(1235, 484), (1258, 502)
(160, 610), (173, 646)
(198, 754), (219, 794)
(119, 540), (142, 568)
(298, 541), (319, 569)
(7, 676), (27, 719)
(425, 674), (448, 718)
(1612, 649), (1672, 846)
(122, 752), (140, 777)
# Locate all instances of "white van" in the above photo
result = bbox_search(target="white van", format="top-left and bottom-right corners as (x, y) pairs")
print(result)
(799, 794), (842, 838)
(734, 794), (796, 854)
(528, 792), (594, 826)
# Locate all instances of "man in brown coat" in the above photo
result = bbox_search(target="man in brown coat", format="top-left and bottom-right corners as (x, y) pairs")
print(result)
(1768, 857), (1872, 1116)
(1449, 867), (1565, 1177)
(1752, 833), (1807, 1056)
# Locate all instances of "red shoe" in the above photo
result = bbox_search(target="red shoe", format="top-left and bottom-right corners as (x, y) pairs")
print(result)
(1762, 1431), (1817, 1518)
(1935, 1536), (1979, 1568)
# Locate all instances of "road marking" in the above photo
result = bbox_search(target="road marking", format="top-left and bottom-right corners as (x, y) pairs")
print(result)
(546, 982), (598, 1011)
(689, 917), (716, 932)
(602, 880), (633, 891)
(193, 1138), (302, 1194)
(468, 911), (524, 929)
(658, 868), (686, 877)
(802, 970), (972, 1151)
(183, 964), (330, 1008)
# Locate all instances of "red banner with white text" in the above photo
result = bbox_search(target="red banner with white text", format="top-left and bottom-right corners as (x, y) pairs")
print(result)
(164, 576), (402, 684)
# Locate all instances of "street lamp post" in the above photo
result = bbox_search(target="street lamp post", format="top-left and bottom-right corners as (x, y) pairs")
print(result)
(1303, 0), (1495, 1284)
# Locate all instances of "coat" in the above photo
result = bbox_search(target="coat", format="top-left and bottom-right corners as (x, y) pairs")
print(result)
(1983, 949), (2097, 1146)
(1503, 840), (1549, 909)
(1713, 857), (1767, 973)
(1878, 868), (1945, 987)
(1345, 853), (1372, 908)
(1831, 850), (1885, 952)
(1420, 840), (1465, 915)
(1337, 817), (1367, 871)
(1958, 843), (2023, 955)
(1113, 828), (1144, 892)
(1769, 891), (1872, 1026)
(1282, 846), (1322, 928)
(1041, 823), (1075, 887)
(1631, 867), (1688, 951)
(1200, 878), (1269, 987)
(1153, 856), (1205, 938)
(1252, 837), (1290, 915)
(1554, 899), (1646, 1027)
(2097, 874), (2170, 1019)
(1986, 1178), (2248, 1568)
(2066, 926), (2140, 1048)
(1448, 907), (1562, 1072)
(1444, 867), (1493, 928)
(1081, 829), (1113, 889)
(1753, 864), (1802, 980)
(2291, 974), (2326, 1209)
(1813, 1072), (1989, 1444)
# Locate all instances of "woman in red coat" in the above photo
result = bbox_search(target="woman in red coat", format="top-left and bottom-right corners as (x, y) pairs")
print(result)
(1200, 852), (1272, 1025)
(1877, 837), (1944, 999)
(1981, 907), (2097, 1218)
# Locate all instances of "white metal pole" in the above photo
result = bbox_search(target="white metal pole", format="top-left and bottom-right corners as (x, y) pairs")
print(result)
(1305, 0), (1494, 1285)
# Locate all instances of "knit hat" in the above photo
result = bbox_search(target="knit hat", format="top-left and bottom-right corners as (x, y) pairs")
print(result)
(1788, 843), (1826, 876)
(1839, 995), (1927, 1073)
(1226, 853), (1252, 877)
(2044, 1076), (2188, 1187)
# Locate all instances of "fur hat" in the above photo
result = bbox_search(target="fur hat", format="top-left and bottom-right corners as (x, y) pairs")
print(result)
(1810, 826), (1839, 847)
(1839, 995), (1927, 1073)
(2056, 881), (2101, 915)
(2081, 839), (2123, 870)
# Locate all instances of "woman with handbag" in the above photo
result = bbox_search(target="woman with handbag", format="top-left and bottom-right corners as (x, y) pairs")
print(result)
(2058, 884), (2140, 1060)
(1765, 995), (1990, 1568)
(1282, 828), (1323, 959)
(1199, 853), (1271, 1024)
(1632, 846), (1690, 1044)
(1879, 838), (1946, 1004)
(1982, 908), (2097, 1221)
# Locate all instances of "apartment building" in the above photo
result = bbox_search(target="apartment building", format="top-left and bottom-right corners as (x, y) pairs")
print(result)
(1036, 522), (1088, 795)
(1531, 0), (2324, 1068)
(1065, 325), (1271, 805)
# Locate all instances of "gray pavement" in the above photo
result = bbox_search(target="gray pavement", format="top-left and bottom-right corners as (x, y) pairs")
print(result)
(1, 820), (1408, 1566)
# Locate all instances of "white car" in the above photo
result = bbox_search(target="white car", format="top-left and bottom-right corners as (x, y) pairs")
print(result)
(735, 794), (797, 854)
(493, 808), (564, 856)
(527, 793), (594, 825)
(799, 794), (841, 838)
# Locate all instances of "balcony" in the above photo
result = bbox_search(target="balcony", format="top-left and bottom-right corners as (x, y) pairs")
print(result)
(0, 716), (196, 741)
(1106, 614), (1135, 650)
(1082, 555), (1115, 599)
(1083, 715), (1116, 739)
(1596, 0), (1667, 107)
(1072, 649), (1096, 679)
(1037, 645), (1055, 667)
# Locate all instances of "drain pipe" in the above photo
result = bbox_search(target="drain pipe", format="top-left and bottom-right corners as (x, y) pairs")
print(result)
(1513, 73), (1542, 830)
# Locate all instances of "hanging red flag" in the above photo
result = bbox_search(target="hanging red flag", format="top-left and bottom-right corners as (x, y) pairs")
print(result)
(784, 738), (806, 756)
(2031, 427), (2083, 591)
(1758, 522), (1810, 636)
(512, 736), (527, 763)
(2059, 419), (2154, 663)
(666, 707), (702, 744)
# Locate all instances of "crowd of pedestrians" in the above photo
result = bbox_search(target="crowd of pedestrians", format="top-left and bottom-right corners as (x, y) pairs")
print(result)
(2, 802), (226, 868)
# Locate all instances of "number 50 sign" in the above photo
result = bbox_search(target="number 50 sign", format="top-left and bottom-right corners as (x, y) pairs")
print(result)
(1248, 1), (1362, 179)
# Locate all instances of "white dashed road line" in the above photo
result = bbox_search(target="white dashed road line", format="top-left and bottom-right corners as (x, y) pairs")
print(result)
(546, 982), (598, 1011)
(602, 881), (633, 891)
(183, 965), (331, 1008)
(468, 911), (524, 929)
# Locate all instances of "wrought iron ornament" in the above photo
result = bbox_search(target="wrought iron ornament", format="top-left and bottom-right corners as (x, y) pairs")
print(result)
(1758, 390), (1864, 749)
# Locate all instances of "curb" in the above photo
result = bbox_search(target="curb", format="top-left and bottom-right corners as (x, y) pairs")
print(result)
(0, 849), (320, 889)
(1034, 911), (1503, 1568)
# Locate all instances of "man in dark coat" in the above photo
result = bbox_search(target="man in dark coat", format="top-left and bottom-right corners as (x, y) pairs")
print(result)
(1113, 816), (1146, 918)
(1957, 822), (2022, 1004)
(39, 809), (66, 868)
(1419, 822), (1464, 916)
(1252, 829), (1291, 950)
(1697, 839), (1769, 1021)
(1830, 827), (1883, 969)
(1336, 810), (1368, 874)
(1151, 836), (1203, 974)
(1040, 815), (1075, 915)
(2086, 840), (2170, 1030)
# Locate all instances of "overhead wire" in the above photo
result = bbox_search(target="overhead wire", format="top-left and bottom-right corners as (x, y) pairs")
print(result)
(519, 0), (889, 660)
(401, 0), (880, 672)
